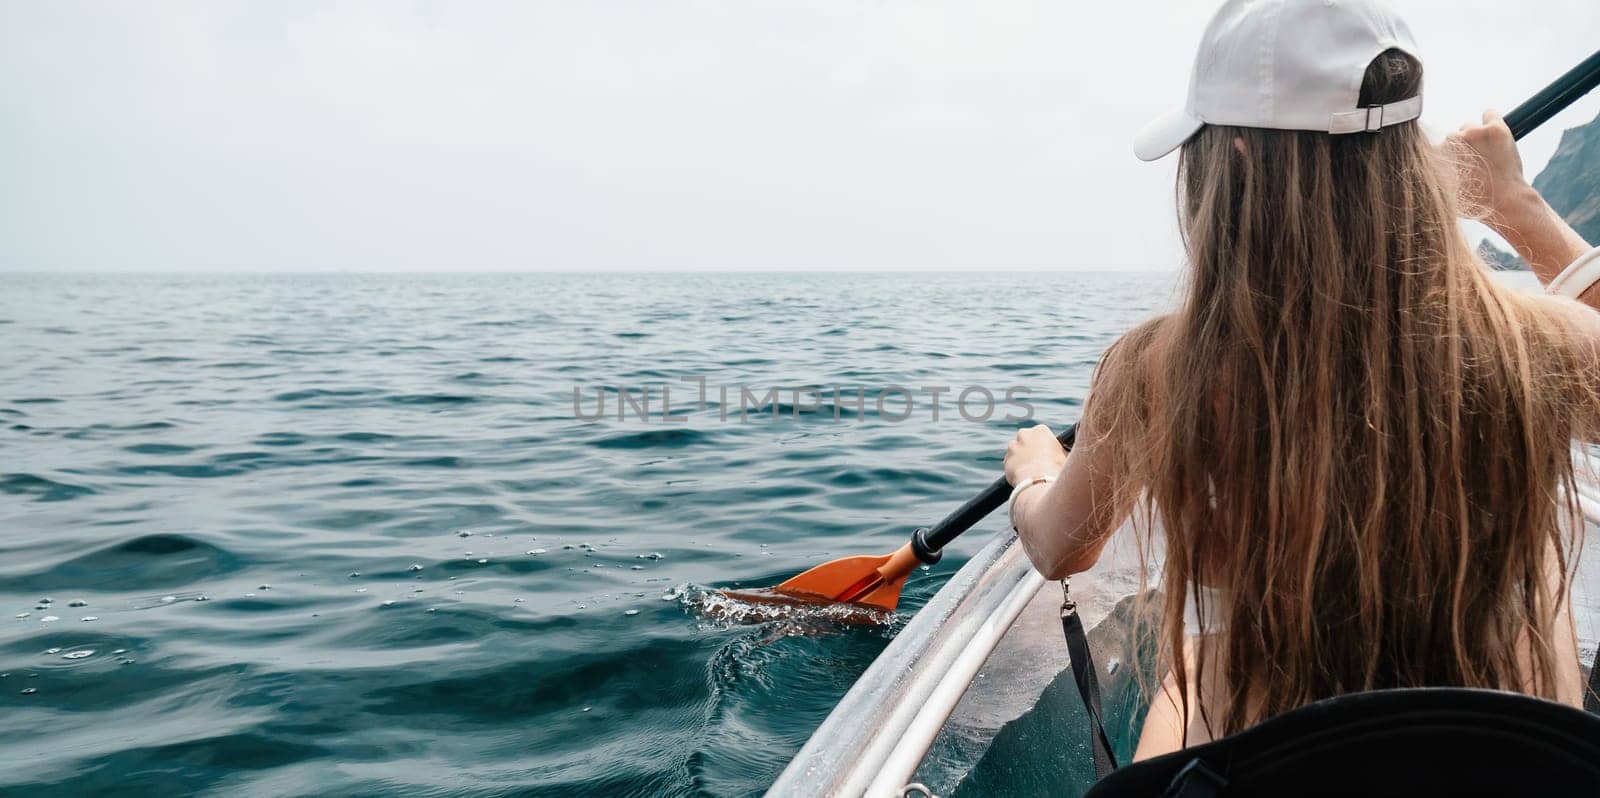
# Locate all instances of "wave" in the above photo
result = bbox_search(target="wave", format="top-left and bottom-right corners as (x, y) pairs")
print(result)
(0, 473), (96, 502)
(62, 421), (179, 441)
(591, 428), (714, 450)
(385, 394), (478, 406)
(6, 534), (239, 591)
(122, 443), (197, 456)
(272, 388), (379, 403)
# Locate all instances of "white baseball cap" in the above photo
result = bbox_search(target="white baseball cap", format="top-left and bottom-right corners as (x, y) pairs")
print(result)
(1134, 0), (1423, 162)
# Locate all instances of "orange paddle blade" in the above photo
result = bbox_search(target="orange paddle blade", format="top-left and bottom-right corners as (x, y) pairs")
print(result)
(768, 542), (923, 611)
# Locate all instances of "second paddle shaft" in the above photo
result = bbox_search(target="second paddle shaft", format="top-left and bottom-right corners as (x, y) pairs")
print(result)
(919, 424), (1078, 553)
(1505, 47), (1600, 140)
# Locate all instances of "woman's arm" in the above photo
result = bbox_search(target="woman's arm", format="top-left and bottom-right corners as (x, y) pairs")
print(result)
(1003, 420), (1130, 579)
(1133, 638), (1209, 761)
(1516, 539), (1584, 708)
(1449, 110), (1597, 304)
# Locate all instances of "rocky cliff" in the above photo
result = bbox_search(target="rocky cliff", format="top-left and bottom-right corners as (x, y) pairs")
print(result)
(1533, 107), (1600, 246)
(1477, 238), (1527, 271)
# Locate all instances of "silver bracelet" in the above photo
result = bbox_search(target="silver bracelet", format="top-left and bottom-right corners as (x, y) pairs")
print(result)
(1547, 246), (1600, 299)
(1008, 475), (1055, 531)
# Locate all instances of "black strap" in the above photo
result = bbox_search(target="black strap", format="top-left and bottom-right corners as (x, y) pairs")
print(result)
(1586, 648), (1600, 714)
(1061, 578), (1118, 780)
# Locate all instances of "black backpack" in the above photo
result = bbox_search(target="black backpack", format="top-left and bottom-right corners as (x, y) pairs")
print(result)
(1082, 687), (1600, 797)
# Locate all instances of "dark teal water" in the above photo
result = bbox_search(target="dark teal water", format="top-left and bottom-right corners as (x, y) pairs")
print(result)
(0, 272), (1172, 796)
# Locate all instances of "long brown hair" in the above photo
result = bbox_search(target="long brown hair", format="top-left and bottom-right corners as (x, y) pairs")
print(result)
(1087, 49), (1597, 737)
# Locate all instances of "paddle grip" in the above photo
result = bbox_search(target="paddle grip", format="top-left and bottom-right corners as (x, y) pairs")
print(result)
(1504, 47), (1600, 141)
(919, 423), (1078, 554)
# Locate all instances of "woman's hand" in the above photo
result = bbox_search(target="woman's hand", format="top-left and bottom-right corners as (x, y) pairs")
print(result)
(1446, 109), (1592, 291)
(1004, 424), (1067, 487)
(1446, 109), (1532, 222)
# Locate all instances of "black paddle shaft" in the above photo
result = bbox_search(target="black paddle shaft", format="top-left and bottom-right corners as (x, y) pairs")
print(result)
(1505, 47), (1600, 140)
(916, 424), (1076, 554)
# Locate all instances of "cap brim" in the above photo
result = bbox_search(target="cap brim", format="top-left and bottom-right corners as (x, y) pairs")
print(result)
(1133, 108), (1205, 162)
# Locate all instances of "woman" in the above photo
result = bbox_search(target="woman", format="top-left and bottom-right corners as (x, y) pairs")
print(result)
(1002, 0), (1600, 761)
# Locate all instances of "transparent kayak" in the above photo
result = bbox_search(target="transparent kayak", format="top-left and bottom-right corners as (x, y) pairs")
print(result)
(767, 449), (1600, 798)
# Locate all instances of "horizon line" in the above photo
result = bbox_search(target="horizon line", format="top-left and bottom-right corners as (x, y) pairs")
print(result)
(0, 266), (1183, 275)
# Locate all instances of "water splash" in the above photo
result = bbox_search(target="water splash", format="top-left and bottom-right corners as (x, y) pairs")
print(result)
(674, 583), (899, 631)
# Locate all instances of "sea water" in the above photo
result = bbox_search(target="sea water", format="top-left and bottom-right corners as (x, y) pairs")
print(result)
(2, 270), (1584, 797)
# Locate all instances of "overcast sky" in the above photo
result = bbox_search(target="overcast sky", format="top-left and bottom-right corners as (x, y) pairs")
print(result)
(2, 1), (1597, 272)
